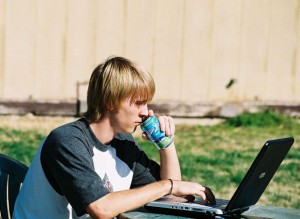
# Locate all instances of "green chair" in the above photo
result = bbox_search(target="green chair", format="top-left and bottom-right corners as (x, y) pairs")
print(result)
(0, 154), (28, 219)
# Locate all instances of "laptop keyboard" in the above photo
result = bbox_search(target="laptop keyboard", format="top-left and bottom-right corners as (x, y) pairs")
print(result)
(192, 198), (229, 208)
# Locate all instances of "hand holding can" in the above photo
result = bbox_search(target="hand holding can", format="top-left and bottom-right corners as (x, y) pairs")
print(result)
(140, 116), (173, 150)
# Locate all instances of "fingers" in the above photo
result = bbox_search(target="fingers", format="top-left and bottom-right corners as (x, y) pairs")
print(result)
(182, 195), (195, 202)
(204, 186), (216, 205)
(141, 132), (149, 141)
(158, 115), (175, 137)
(193, 185), (208, 203)
(173, 181), (216, 205)
(194, 186), (216, 205)
(148, 110), (154, 117)
(145, 110), (175, 137)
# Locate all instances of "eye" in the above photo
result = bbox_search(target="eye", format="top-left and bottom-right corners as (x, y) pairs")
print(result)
(135, 100), (146, 106)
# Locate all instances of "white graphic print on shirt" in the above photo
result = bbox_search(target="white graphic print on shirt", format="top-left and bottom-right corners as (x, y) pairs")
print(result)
(92, 147), (133, 192)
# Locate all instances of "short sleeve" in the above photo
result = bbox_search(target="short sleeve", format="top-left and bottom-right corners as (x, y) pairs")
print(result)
(40, 127), (109, 216)
(112, 135), (161, 188)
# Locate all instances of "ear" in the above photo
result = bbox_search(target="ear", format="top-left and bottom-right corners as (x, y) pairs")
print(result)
(106, 102), (119, 113)
(105, 103), (114, 111)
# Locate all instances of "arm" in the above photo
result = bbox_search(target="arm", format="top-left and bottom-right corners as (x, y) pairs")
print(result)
(86, 180), (171, 219)
(157, 114), (181, 180)
(159, 142), (181, 180)
(86, 112), (215, 218)
(86, 179), (215, 219)
(142, 111), (181, 180)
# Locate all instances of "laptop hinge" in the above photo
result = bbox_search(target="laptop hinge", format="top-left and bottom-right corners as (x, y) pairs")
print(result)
(226, 207), (249, 215)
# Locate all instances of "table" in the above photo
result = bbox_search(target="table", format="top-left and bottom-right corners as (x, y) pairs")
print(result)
(120, 205), (300, 219)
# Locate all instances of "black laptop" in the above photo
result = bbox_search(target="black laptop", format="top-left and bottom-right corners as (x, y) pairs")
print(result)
(145, 137), (294, 218)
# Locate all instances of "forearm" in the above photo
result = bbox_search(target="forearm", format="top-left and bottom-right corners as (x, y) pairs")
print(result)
(86, 180), (172, 219)
(159, 142), (181, 180)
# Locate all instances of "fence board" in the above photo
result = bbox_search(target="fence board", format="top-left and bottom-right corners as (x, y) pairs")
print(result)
(0, 0), (4, 97)
(265, 0), (299, 101)
(152, 0), (185, 100)
(64, 0), (97, 98)
(95, 0), (125, 60)
(125, 0), (156, 72)
(34, 0), (67, 99)
(207, 0), (242, 101)
(239, 0), (272, 101)
(0, 0), (299, 106)
(296, 0), (300, 100)
(181, 0), (213, 102)
(4, 0), (36, 99)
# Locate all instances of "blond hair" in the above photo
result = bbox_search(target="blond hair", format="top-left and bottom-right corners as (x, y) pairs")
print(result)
(83, 56), (155, 122)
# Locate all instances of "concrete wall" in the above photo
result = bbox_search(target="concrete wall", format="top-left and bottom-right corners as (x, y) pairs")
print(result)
(0, 0), (300, 116)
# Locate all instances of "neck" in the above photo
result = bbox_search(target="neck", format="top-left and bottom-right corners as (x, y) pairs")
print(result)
(89, 118), (115, 145)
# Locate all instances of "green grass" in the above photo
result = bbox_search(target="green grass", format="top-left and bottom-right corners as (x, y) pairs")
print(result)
(225, 109), (298, 128)
(136, 110), (300, 209)
(0, 110), (299, 209)
(0, 128), (45, 165)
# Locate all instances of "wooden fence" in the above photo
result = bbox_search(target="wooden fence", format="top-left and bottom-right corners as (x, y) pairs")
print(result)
(0, 0), (299, 116)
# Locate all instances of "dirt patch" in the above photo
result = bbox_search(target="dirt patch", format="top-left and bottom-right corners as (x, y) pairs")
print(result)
(0, 114), (224, 136)
(0, 114), (76, 135)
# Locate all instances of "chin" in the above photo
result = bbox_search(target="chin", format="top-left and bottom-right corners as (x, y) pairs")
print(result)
(132, 126), (137, 133)
(125, 126), (137, 134)
(119, 126), (136, 134)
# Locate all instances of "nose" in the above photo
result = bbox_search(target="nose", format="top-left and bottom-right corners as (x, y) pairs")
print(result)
(140, 104), (148, 118)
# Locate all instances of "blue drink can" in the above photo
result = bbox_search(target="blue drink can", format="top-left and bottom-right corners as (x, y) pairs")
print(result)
(140, 116), (173, 150)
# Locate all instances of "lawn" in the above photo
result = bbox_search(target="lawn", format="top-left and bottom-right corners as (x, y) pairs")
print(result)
(0, 110), (299, 209)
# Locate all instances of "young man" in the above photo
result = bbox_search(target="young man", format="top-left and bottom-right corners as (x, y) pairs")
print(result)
(13, 56), (215, 219)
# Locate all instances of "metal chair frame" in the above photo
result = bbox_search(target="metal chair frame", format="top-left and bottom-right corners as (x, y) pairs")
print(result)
(0, 154), (28, 219)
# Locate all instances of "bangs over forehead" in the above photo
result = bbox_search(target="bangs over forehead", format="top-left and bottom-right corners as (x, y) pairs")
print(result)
(127, 69), (155, 104)
(104, 57), (155, 107)
(84, 56), (156, 122)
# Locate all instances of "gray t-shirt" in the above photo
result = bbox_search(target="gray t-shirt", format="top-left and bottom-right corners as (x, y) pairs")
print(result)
(13, 118), (160, 219)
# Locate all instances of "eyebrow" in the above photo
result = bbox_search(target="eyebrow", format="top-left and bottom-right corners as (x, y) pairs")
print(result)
(130, 97), (148, 105)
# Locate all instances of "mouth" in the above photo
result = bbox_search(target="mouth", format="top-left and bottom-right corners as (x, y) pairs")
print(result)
(141, 116), (148, 122)
(135, 122), (143, 126)
(136, 117), (147, 126)
(136, 119), (144, 124)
